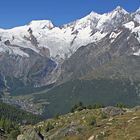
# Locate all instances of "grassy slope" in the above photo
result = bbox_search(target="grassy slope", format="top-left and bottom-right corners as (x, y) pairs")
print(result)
(20, 107), (140, 140)
(33, 79), (140, 118)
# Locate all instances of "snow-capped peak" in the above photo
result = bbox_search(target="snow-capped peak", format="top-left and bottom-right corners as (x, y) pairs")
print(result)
(136, 7), (140, 13)
(87, 11), (101, 19)
(0, 6), (139, 60)
(133, 7), (140, 24)
(71, 7), (129, 32)
(113, 6), (128, 15)
(28, 20), (54, 29)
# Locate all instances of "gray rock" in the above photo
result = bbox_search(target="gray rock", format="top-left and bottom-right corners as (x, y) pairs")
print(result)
(58, 28), (140, 83)
(102, 106), (124, 116)
(0, 47), (57, 88)
(17, 128), (43, 140)
(132, 106), (140, 112)
(44, 125), (84, 140)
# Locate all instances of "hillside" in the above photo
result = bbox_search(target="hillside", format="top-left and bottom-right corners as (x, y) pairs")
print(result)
(30, 79), (140, 118)
(83, 55), (140, 80)
(0, 102), (43, 124)
(16, 106), (140, 140)
(0, 7), (140, 138)
(0, 102), (43, 140)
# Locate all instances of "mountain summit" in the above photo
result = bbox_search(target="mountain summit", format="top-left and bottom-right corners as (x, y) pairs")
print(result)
(0, 6), (140, 88)
(1, 6), (140, 123)
(0, 6), (138, 59)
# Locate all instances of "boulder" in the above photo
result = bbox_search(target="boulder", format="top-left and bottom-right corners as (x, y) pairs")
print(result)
(17, 128), (43, 140)
(132, 106), (140, 112)
(102, 106), (124, 116)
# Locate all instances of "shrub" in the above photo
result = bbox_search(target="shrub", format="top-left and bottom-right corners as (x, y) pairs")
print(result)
(87, 116), (97, 126)
(45, 122), (54, 132)
(100, 112), (107, 119)
(7, 130), (20, 140)
(54, 114), (60, 120)
(71, 102), (84, 112)
(87, 105), (92, 109)
(115, 103), (126, 109)
(92, 104), (104, 109)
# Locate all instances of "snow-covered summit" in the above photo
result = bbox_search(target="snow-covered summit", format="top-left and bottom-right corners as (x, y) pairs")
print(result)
(133, 7), (140, 24)
(113, 6), (128, 14)
(135, 7), (140, 13)
(28, 20), (54, 29)
(0, 6), (140, 59)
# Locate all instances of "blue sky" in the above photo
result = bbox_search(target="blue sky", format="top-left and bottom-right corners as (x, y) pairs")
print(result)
(0, 0), (140, 29)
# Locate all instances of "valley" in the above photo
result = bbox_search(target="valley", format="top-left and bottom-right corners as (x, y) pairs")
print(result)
(0, 5), (140, 140)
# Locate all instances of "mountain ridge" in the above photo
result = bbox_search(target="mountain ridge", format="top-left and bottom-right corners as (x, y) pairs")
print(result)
(1, 7), (138, 58)
(1, 6), (140, 120)
(0, 6), (140, 95)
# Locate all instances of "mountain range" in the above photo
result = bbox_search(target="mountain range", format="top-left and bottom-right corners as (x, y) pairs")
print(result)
(1, 6), (140, 117)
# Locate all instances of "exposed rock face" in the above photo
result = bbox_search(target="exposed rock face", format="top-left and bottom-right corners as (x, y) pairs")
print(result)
(0, 48), (57, 87)
(44, 125), (84, 139)
(39, 47), (50, 57)
(132, 106), (140, 112)
(0, 73), (6, 95)
(17, 128), (43, 140)
(58, 28), (140, 83)
(102, 106), (124, 116)
(0, 129), (5, 139)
